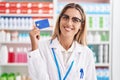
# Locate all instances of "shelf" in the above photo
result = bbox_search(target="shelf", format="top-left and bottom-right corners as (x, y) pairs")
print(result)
(0, 63), (27, 66)
(0, 27), (53, 31)
(57, 0), (110, 3)
(0, 41), (30, 44)
(87, 28), (110, 31)
(0, 38), (51, 44)
(0, 14), (53, 17)
(0, 28), (32, 31)
(95, 63), (109, 67)
(88, 41), (110, 45)
(5, 0), (53, 2)
(0, 63), (109, 67)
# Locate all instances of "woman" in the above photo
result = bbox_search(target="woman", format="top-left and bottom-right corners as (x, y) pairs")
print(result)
(28, 3), (97, 80)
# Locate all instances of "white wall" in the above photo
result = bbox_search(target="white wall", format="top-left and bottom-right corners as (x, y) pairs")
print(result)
(112, 0), (120, 80)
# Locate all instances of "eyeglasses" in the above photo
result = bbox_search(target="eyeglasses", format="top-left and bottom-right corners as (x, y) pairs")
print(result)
(61, 14), (82, 24)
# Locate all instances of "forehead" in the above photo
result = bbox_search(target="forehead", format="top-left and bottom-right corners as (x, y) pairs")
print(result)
(63, 8), (82, 18)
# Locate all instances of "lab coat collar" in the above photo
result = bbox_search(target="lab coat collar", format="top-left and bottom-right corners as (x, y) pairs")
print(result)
(49, 38), (83, 54)
(49, 38), (84, 73)
(49, 38), (59, 49)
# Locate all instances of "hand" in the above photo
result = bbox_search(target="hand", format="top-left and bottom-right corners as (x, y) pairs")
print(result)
(29, 26), (40, 51)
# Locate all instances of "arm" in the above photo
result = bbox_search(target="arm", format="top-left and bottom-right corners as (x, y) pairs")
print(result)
(29, 26), (40, 51)
(27, 49), (49, 80)
(28, 26), (49, 80)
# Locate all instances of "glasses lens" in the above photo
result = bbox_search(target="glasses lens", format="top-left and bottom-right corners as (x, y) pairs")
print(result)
(61, 14), (82, 24)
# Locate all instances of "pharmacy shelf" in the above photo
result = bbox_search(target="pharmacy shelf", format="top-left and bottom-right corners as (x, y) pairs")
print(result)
(88, 41), (110, 45)
(0, 63), (27, 66)
(0, 41), (31, 44)
(95, 63), (109, 67)
(0, 39), (51, 44)
(57, 0), (109, 3)
(0, 0), (55, 78)
(0, 63), (109, 67)
(0, 27), (53, 31)
(87, 29), (110, 31)
(0, 28), (32, 31)
(0, 14), (53, 17)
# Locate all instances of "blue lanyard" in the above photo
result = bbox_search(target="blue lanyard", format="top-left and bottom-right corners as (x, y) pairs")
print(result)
(51, 48), (74, 80)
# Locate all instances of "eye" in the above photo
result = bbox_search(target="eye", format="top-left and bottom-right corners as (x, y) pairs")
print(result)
(61, 14), (69, 20)
(72, 17), (81, 23)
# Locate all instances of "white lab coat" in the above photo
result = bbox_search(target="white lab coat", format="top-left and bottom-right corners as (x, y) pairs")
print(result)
(27, 38), (97, 80)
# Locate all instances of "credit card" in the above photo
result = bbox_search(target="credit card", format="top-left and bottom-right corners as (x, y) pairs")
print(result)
(35, 19), (50, 29)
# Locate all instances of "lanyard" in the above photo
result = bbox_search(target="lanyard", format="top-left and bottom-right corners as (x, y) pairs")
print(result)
(51, 48), (74, 80)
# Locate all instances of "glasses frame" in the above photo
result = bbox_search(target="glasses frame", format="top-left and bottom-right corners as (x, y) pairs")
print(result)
(61, 14), (83, 24)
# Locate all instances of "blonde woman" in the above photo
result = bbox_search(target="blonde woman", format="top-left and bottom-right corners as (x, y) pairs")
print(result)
(28, 3), (97, 80)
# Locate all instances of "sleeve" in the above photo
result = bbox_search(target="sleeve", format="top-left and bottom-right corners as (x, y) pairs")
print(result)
(85, 49), (97, 80)
(27, 49), (50, 80)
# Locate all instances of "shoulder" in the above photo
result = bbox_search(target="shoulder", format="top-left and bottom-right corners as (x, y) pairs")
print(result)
(77, 43), (96, 62)
(84, 46), (93, 54)
(82, 45), (95, 62)
(76, 42), (93, 56)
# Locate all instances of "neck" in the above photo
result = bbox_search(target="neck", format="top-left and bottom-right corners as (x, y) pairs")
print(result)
(59, 35), (73, 50)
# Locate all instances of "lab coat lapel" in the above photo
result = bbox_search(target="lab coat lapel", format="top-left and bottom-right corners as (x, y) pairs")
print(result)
(49, 39), (83, 73)
(66, 41), (82, 69)
(49, 38), (65, 71)
(55, 47), (66, 69)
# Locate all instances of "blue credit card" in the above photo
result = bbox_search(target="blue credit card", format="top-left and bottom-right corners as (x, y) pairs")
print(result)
(35, 19), (50, 29)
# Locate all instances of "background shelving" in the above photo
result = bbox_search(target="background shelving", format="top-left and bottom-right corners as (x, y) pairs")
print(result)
(0, 63), (27, 66)
(0, 0), (54, 79)
(0, 0), (112, 80)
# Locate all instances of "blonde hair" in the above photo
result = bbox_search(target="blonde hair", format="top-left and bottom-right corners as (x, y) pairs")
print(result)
(52, 3), (87, 45)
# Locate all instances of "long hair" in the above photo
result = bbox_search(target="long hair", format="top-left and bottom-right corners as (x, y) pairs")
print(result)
(51, 3), (87, 45)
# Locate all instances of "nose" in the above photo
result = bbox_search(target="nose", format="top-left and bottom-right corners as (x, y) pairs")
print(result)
(66, 18), (73, 26)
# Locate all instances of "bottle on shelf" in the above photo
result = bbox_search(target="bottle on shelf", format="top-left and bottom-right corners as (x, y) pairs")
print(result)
(0, 45), (8, 64)
(11, 31), (18, 42)
(0, 17), (5, 29)
(8, 47), (15, 63)
(0, 73), (8, 80)
(8, 73), (15, 80)
(0, 30), (6, 42)
(98, 45), (103, 63)
(87, 32), (94, 43)
(104, 44), (109, 63)
(15, 47), (27, 63)
(16, 72), (22, 80)
(6, 32), (11, 42)
(94, 32), (101, 43)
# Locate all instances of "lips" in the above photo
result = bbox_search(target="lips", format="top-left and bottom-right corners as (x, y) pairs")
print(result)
(64, 27), (73, 32)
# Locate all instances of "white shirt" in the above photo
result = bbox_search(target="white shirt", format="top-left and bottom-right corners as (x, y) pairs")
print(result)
(27, 38), (97, 80)
(59, 40), (75, 66)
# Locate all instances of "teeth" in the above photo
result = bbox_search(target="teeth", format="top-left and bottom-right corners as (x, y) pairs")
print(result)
(64, 27), (72, 31)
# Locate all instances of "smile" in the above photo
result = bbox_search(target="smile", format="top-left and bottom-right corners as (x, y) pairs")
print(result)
(64, 27), (73, 31)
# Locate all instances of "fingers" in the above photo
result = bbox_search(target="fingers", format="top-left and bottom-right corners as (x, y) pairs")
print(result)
(29, 25), (40, 39)
(31, 28), (40, 36)
(33, 25), (39, 30)
(32, 25), (40, 35)
(36, 35), (40, 40)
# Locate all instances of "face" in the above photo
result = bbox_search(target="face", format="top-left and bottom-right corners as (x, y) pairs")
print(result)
(60, 8), (82, 39)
